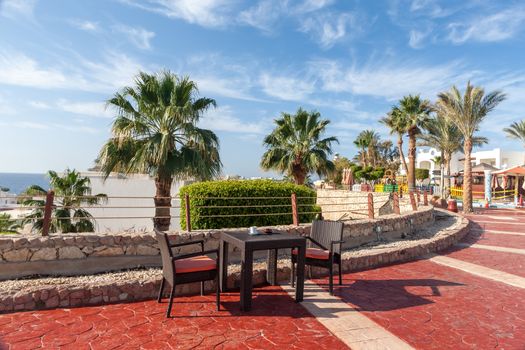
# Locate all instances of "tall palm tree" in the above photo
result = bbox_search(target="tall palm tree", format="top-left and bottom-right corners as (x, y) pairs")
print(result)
(353, 137), (368, 166)
(261, 108), (338, 185)
(503, 120), (525, 147)
(21, 169), (107, 233)
(380, 107), (409, 175)
(419, 113), (487, 197)
(98, 71), (221, 230)
(437, 82), (505, 213)
(354, 130), (379, 167)
(397, 95), (432, 193)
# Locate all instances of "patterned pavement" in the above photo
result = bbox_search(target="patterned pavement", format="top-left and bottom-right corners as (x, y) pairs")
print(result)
(1, 208), (525, 349)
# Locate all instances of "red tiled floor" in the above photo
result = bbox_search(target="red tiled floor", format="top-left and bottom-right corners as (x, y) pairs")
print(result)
(443, 245), (525, 278)
(315, 259), (525, 349)
(0, 286), (348, 350)
(461, 231), (525, 249)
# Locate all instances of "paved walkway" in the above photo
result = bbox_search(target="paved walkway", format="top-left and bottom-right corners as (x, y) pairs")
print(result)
(1, 208), (525, 349)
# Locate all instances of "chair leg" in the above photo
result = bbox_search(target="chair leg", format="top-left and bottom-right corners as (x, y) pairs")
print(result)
(201, 281), (204, 296)
(291, 259), (295, 288)
(329, 264), (334, 295)
(338, 262), (343, 285)
(157, 278), (165, 303)
(166, 283), (176, 318)
(216, 276), (220, 311)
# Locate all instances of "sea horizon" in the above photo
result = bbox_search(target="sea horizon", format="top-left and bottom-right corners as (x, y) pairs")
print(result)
(0, 173), (50, 195)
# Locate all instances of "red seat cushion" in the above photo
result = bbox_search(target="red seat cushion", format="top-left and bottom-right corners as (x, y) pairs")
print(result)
(175, 255), (216, 274)
(292, 247), (330, 260)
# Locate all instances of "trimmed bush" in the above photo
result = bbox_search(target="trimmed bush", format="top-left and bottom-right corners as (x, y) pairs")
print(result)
(179, 180), (320, 230)
(415, 168), (430, 180)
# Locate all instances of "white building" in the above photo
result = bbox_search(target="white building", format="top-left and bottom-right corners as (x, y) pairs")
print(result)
(406, 147), (525, 177)
(0, 191), (17, 209)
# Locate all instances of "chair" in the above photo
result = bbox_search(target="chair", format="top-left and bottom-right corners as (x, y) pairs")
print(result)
(155, 229), (220, 317)
(291, 220), (345, 295)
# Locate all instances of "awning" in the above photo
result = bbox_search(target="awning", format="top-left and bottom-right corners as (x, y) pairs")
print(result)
(493, 166), (525, 176)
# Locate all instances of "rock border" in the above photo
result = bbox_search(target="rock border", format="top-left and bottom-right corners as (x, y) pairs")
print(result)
(0, 209), (469, 314)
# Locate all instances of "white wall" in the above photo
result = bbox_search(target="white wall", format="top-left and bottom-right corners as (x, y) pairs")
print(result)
(82, 172), (183, 233)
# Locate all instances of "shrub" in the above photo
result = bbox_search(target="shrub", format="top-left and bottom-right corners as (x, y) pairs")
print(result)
(179, 180), (320, 230)
(415, 168), (430, 180)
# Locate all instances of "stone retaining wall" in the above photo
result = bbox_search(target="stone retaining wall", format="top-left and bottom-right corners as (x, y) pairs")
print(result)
(0, 207), (434, 280)
(0, 209), (469, 313)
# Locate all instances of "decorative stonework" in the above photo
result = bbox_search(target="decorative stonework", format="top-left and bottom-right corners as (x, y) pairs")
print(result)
(0, 209), (468, 314)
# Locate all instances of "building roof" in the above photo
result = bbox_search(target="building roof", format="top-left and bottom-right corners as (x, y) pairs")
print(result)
(493, 166), (525, 176)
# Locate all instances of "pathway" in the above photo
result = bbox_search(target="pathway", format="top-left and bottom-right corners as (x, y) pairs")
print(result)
(1, 208), (525, 349)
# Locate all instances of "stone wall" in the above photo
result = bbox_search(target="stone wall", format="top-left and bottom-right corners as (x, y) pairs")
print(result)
(0, 209), (469, 313)
(316, 189), (392, 220)
(0, 207), (434, 280)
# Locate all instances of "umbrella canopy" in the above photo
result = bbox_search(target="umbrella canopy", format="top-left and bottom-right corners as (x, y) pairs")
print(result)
(493, 166), (525, 176)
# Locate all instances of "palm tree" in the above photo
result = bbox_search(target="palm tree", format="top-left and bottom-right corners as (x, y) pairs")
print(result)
(353, 130), (379, 167)
(353, 137), (368, 166)
(261, 108), (338, 185)
(503, 120), (525, 147)
(380, 107), (409, 175)
(437, 82), (505, 213)
(98, 71), (221, 230)
(21, 169), (107, 233)
(0, 213), (20, 234)
(397, 95), (432, 193)
(419, 113), (487, 197)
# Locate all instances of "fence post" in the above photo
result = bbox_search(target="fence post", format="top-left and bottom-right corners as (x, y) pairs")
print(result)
(409, 192), (417, 211)
(42, 190), (54, 237)
(367, 192), (375, 219)
(423, 191), (428, 206)
(291, 193), (299, 226)
(393, 192), (400, 215)
(416, 190), (421, 205)
(184, 193), (191, 232)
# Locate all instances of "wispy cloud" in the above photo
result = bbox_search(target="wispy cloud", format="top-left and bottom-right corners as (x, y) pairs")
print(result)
(259, 73), (314, 101)
(0, 0), (36, 19)
(447, 7), (525, 44)
(56, 99), (113, 118)
(409, 0), (456, 18)
(200, 105), (266, 134)
(70, 19), (100, 32)
(310, 58), (473, 100)
(119, 0), (234, 28)
(299, 12), (359, 49)
(0, 49), (146, 92)
(113, 24), (155, 50)
(408, 28), (431, 49)
(238, 0), (283, 32)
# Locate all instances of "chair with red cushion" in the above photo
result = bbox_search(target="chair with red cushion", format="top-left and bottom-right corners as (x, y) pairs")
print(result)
(291, 220), (344, 295)
(155, 229), (220, 317)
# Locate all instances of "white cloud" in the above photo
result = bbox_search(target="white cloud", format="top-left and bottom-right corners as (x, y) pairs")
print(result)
(238, 0), (283, 32)
(294, 0), (334, 14)
(311, 59), (473, 100)
(409, 0), (455, 18)
(200, 105), (266, 134)
(70, 19), (100, 32)
(113, 24), (155, 50)
(56, 99), (113, 119)
(29, 101), (51, 109)
(120, 0), (234, 28)
(0, 0), (36, 19)
(408, 29), (431, 49)
(0, 121), (49, 130)
(0, 49), (146, 92)
(447, 7), (525, 44)
(299, 12), (358, 49)
(259, 73), (314, 101)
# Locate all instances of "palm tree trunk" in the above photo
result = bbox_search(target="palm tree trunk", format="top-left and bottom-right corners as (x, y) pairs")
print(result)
(407, 127), (417, 193)
(154, 175), (173, 231)
(463, 138), (473, 213)
(445, 153), (452, 192)
(397, 135), (408, 175)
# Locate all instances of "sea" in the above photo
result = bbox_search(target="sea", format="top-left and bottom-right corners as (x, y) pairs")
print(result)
(0, 173), (50, 194)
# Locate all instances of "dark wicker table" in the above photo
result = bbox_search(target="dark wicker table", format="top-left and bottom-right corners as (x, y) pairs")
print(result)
(219, 230), (306, 311)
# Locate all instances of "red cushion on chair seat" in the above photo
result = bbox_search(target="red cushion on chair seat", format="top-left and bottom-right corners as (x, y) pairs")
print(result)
(292, 247), (330, 260)
(175, 255), (216, 274)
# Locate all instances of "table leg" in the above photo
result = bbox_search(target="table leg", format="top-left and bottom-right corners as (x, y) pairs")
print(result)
(240, 248), (253, 311)
(295, 243), (306, 302)
(219, 240), (229, 292)
(266, 249), (278, 286)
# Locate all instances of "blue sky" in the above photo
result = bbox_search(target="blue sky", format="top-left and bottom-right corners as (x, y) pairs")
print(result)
(0, 0), (524, 176)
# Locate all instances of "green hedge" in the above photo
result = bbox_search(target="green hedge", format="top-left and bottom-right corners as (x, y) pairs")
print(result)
(415, 168), (430, 180)
(179, 180), (320, 230)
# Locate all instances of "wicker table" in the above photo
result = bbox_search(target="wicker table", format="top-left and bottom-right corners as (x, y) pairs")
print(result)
(219, 230), (306, 311)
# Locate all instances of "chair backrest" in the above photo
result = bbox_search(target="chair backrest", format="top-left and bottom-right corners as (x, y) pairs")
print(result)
(154, 229), (175, 281)
(310, 220), (344, 254)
